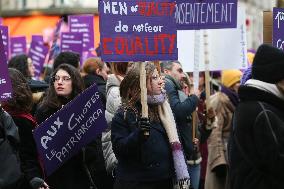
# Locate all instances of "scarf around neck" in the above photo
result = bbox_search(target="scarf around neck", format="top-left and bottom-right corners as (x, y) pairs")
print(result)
(147, 91), (167, 105)
(158, 101), (190, 188)
(245, 79), (284, 100)
(221, 85), (239, 107)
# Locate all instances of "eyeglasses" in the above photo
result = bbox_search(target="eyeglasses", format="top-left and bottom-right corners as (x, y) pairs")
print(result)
(151, 75), (161, 81)
(53, 75), (71, 83)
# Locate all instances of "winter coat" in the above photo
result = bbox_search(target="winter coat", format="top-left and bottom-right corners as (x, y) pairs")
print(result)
(164, 75), (199, 160)
(105, 74), (122, 126)
(11, 115), (43, 189)
(205, 92), (235, 189)
(102, 74), (121, 174)
(111, 107), (174, 181)
(35, 106), (92, 189)
(83, 74), (107, 107)
(229, 85), (284, 189)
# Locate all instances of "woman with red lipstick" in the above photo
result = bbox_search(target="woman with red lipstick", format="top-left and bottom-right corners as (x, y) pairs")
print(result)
(35, 64), (96, 189)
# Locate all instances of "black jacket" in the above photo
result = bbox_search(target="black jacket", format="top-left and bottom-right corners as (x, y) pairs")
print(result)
(83, 74), (106, 107)
(229, 85), (284, 189)
(11, 116), (43, 189)
(111, 108), (174, 181)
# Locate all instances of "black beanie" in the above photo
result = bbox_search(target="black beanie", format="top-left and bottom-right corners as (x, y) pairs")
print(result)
(252, 44), (284, 83)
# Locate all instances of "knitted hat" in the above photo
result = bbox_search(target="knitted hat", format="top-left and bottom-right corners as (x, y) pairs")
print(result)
(221, 69), (242, 88)
(252, 44), (284, 83)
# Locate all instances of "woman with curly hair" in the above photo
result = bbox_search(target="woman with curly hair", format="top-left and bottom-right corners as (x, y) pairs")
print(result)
(2, 68), (48, 189)
(35, 64), (96, 189)
(111, 62), (191, 189)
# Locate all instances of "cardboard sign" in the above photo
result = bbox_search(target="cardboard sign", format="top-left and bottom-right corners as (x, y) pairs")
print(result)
(99, 0), (178, 61)
(60, 32), (83, 61)
(273, 8), (284, 49)
(175, 0), (238, 30)
(178, 6), (247, 71)
(69, 15), (94, 51)
(0, 26), (9, 59)
(0, 33), (12, 101)
(28, 41), (48, 78)
(33, 84), (107, 176)
(10, 36), (27, 58)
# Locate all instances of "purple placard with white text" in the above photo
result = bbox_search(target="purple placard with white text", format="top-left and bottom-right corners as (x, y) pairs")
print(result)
(99, 0), (178, 62)
(69, 15), (94, 51)
(28, 41), (48, 78)
(10, 36), (27, 57)
(32, 35), (44, 44)
(33, 84), (107, 176)
(60, 32), (83, 64)
(0, 33), (12, 101)
(0, 26), (9, 59)
(273, 8), (284, 50)
(175, 0), (238, 30)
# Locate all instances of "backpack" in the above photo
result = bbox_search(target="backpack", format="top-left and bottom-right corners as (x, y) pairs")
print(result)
(0, 108), (23, 189)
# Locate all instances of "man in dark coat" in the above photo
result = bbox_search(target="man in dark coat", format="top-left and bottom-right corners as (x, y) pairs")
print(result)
(229, 44), (284, 189)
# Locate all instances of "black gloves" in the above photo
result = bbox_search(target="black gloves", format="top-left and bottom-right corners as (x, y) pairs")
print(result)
(138, 117), (151, 140)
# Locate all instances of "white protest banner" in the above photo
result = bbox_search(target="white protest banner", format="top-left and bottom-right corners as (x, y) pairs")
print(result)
(178, 6), (248, 72)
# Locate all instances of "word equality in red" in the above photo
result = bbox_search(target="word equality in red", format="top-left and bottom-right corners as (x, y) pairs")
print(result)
(102, 34), (176, 55)
(138, 2), (176, 16)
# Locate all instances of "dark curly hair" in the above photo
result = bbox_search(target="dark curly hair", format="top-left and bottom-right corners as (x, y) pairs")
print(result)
(2, 68), (33, 113)
(39, 64), (84, 110)
(53, 51), (80, 70)
(8, 54), (31, 79)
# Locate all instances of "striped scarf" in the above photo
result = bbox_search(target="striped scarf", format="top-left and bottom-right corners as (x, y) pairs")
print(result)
(158, 101), (190, 189)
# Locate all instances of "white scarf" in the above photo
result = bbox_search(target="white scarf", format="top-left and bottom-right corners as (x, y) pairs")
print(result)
(158, 101), (190, 189)
(245, 79), (284, 100)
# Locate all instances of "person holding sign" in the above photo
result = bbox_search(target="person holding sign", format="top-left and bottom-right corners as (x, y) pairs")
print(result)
(35, 64), (95, 189)
(111, 62), (190, 189)
(2, 68), (48, 189)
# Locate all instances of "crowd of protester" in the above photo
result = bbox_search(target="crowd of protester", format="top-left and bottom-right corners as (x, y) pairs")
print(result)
(0, 43), (284, 189)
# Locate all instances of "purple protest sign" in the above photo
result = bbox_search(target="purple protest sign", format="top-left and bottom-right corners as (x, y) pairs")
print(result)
(0, 32), (12, 101)
(175, 0), (238, 30)
(33, 84), (107, 176)
(10, 36), (27, 58)
(28, 41), (48, 78)
(32, 35), (44, 44)
(273, 8), (284, 50)
(69, 15), (94, 51)
(0, 26), (9, 59)
(61, 32), (83, 64)
(99, 0), (178, 62)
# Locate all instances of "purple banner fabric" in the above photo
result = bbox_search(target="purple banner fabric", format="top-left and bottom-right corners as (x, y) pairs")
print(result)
(33, 84), (107, 176)
(10, 36), (27, 58)
(32, 35), (44, 44)
(273, 8), (284, 50)
(28, 41), (48, 78)
(69, 15), (94, 51)
(175, 0), (238, 30)
(0, 33), (12, 101)
(0, 26), (9, 59)
(60, 32), (83, 64)
(99, 0), (178, 62)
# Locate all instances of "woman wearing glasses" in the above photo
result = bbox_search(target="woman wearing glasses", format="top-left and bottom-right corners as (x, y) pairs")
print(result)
(35, 64), (95, 189)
